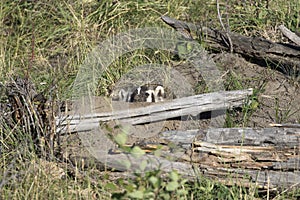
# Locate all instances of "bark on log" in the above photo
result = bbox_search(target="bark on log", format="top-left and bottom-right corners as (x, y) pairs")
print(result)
(161, 16), (300, 75)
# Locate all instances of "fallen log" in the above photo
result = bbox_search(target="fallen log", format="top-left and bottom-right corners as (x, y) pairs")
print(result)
(57, 88), (253, 133)
(159, 127), (300, 189)
(161, 16), (300, 75)
(160, 127), (300, 147)
(65, 126), (299, 189)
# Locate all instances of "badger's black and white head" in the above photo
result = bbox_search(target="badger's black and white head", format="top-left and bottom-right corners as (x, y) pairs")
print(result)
(115, 84), (165, 103)
(153, 85), (165, 102)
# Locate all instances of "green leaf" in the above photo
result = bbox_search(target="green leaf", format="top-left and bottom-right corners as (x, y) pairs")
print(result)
(176, 189), (188, 195)
(251, 100), (259, 109)
(159, 193), (170, 199)
(130, 146), (145, 158)
(149, 176), (159, 187)
(124, 183), (135, 192)
(180, 179), (188, 185)
(166, 181), (179, 191)
(120, 160), (131, 170)
(128, 190), (144, 199)
(114, 133), (127, 146)
(169, 171), (179, 182)
(177, 41), (195, 58)
(139, 159), (147, 171)
(104, 182), (117, 190)
(144, 191), (155, 199)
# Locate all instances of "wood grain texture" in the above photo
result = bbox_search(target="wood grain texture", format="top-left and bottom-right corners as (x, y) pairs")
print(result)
(57, 88), (253, 133)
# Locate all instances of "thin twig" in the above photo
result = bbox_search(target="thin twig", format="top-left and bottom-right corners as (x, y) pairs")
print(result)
(269, 123), (300, 128)
(272, 182), (300, 200)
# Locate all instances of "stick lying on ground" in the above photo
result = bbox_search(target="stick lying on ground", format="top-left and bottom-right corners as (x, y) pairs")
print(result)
(57, 88), (253, 133)
(278, 24), (300, 46)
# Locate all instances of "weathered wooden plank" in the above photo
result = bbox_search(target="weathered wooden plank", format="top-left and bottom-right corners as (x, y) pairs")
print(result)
(157, 127), (300, 188)
(160, 127), (300, 147)
(57, 88), (253, 133)
(272, 158), (300, 170)
(76, 149), (196, 177)
(60, 126), (299, 189)
(199, 165), (300, 189)
(148, 148), (300, 188)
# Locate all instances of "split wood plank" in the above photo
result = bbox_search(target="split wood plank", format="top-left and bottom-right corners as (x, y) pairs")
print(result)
(159, 127), (299, 188)
(57, 88), (253, 133)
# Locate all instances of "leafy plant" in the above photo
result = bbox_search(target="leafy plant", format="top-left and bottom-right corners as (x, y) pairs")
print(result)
(112, 170), (188, 199)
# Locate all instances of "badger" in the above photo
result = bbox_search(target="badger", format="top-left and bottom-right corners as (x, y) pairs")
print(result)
(116, 84), (166, 103)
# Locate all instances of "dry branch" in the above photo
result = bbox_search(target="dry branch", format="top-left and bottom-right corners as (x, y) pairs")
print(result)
(278, 25), (300, 46)
(161, 16), (300, 75)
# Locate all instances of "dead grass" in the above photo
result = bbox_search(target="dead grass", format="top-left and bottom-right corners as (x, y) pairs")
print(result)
(0, 0), (299, 199)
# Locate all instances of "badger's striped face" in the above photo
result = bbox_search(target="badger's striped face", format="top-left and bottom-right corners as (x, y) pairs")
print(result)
(145, 90), (155, 102)
(154, 85), (165, 102)
(116, 84), (165, 103)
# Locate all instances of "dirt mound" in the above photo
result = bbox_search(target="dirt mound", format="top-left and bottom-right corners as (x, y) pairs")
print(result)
(215, 53), (299, 127)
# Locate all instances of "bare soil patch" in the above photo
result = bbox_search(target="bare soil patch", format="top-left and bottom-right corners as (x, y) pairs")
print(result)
(214, 52), (299, 127)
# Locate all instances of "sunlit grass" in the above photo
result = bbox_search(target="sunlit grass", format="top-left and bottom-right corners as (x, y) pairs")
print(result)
(0, 0), (299, 199)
